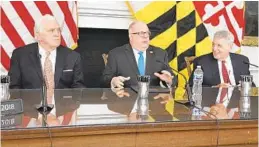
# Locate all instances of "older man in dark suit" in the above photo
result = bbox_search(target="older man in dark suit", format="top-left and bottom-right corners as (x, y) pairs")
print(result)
(189, 30), (251, 87)
(102, 21), (177, 89)
(8, 14), (85, 89)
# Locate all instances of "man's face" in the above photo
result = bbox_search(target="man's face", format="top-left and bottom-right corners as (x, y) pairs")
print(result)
(129, 22), (150, 51)
(212, 37), (232, 61)
(36, 19), (61, 49)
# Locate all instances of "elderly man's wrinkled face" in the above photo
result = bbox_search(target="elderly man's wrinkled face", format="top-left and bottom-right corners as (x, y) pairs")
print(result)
(36, 19), (61, 50)
(212, 37), (232, 61)
(129, 22), (150, 51)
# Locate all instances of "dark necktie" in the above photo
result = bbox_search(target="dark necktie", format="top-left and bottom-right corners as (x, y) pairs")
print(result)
(138, 51), (145, 75)
(219, 61), (230, 103)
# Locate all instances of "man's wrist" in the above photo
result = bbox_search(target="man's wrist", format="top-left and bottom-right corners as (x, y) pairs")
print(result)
(110, 77), (116, 88)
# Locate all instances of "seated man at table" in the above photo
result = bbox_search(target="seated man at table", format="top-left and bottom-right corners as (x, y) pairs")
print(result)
(189, 30), (252, 87)
(102, 21), (177, 89)
(8, 14), (85, 89)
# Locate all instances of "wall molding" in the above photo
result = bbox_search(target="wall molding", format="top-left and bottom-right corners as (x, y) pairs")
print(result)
(78, 2), (133, 29)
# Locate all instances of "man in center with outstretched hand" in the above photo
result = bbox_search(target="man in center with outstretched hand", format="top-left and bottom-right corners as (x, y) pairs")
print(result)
(102, 21), (177, 90)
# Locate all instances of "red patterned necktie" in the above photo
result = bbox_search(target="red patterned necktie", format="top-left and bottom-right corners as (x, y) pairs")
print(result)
(219, 61), (230, 103)
(43, 51), (54, 104)
(62, 111), (74, 125)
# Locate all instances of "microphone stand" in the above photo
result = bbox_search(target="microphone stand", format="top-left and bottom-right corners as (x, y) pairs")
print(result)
(42, 111), (47, 127)
(35, 54), (54, 115)
(155, 60), (195, 107)
(243, 61), (259, 68)
(172, 69), (195, 107)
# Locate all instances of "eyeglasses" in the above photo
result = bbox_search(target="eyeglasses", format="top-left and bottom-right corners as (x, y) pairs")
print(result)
(131, 31), (151, 37)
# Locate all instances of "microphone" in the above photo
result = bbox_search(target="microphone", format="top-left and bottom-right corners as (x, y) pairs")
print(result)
(155, 60), (195, 107)
(35, 53), (54, 114)
(243, 61), (259, 68)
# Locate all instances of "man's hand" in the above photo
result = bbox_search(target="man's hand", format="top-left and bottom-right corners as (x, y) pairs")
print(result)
(154, 93), (172, 104)
(154, 70), (173, 86)
(209, 103), (228, 119)
(114, 89), (130, 98)
(111, 76), (130, 89)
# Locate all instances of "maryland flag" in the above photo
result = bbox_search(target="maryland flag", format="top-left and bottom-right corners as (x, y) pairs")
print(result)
(126, 1), (245, 99)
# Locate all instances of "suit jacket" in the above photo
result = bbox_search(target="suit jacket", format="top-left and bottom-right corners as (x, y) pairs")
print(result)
(8, 43), (85, 89)
(102, 44), (177, 87)
(189, 53), (251, 87)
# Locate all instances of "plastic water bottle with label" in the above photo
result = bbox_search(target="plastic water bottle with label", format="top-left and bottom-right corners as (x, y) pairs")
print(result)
(192, 65), (203, 117)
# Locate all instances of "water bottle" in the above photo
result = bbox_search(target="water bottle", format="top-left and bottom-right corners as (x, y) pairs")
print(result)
(192, 66), (203, 108)
(0, 75), (10, 101)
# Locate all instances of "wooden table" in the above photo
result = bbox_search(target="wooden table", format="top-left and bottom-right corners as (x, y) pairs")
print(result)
(1, 88), (258, 147)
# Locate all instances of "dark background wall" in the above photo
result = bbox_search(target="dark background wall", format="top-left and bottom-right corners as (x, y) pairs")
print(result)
(245, 1), (258, 36)
(75, 28), (128, 87)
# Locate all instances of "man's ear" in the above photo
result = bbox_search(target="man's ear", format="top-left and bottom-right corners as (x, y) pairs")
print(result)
(228, 43), (233, 51)
(129, 34), (132, 41)
(34, 32), (40, 41)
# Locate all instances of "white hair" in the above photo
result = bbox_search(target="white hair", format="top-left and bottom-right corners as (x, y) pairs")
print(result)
(128, 20), (148, 34)
(214, 30), (234, 44)
(34, 14), (57, 34)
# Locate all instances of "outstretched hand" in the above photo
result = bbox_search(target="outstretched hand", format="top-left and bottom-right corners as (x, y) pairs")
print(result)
(111, 76), (130, 89)
(154, 70), (173, 86)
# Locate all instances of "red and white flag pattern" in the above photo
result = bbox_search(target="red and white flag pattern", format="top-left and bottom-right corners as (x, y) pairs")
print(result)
(1, 1), (78, 74)
(194, 1), (245, 53)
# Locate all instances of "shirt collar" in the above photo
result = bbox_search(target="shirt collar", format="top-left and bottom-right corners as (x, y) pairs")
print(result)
(218, 55), (231, 64)
(38, 44), (57, 57)
(225, 55), (231, 63)
(132, 48), (146, 55)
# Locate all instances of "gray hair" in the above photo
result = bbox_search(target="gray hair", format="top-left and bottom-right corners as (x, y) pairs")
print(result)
(34, 14), (57, 34)
(214, 30), (234, 44)
(128, 21), (148, 34)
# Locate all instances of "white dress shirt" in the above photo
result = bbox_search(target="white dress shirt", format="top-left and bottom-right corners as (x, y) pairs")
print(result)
(38, 45), (57, 75)
(216, 56), (236, 106)
(216, 87), (234, 107)
(38, 45), (57, 105)
(217, 55), (236, 86)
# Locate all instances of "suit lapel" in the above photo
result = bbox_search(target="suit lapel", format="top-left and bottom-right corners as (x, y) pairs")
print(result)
(230, 54), (239, 84)
(29, 45), (43, 81)
(55, 47), (66, 87)
(125, 44), (139, 75)
(211, 55), (221, 84)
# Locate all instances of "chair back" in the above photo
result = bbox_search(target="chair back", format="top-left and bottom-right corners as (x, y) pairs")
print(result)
(184, 56), (196, 77)
(102, 53), (108, 66)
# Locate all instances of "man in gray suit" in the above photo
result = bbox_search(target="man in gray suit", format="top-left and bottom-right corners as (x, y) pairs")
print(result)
(102, 21), (176, 89)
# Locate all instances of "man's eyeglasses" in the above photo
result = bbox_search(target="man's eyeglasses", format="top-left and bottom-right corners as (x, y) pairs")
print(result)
(131, 31), (151, 37)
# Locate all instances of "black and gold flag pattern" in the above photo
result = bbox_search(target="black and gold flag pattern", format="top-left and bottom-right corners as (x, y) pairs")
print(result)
(126, 1), (212, 99)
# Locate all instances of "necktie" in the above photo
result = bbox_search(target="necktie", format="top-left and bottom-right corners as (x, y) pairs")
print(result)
(219, 61), (230, 103)
(43, 51), (54, 104)
(62, 111), (74, 125)
(138, 51), (145, 75)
